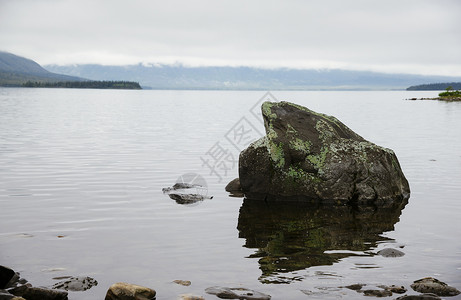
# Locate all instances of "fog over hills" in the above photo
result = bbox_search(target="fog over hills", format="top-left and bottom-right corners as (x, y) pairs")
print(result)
(2, 50), (460, 90)
(45, 63), (461, 90)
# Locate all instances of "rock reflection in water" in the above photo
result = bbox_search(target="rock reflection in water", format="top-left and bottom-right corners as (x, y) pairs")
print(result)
(237, 199), (407, 283)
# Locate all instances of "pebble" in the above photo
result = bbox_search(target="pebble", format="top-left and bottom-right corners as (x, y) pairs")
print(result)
(173, 280), (191, 286)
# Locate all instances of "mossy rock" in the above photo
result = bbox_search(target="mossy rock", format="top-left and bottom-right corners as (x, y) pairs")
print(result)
(239, 101), (410, 205)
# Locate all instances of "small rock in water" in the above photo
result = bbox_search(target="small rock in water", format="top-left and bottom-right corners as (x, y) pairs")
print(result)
(363, 289), (393, 297)
(41, 267), (67, 273)
(163, 174), (212, 205)
(10, 286), (68, 300)
(383, 285), (407, 294)
(343, 283), (407, 297)
(105, 282), (156, 300)
(396, 293), (442, 300)
(344, 284), (365, 291)
(167, 193), (212, 204)
(377, 248), (405, 257)
(225, 178), (244, 197)
(178, 294), (204, 300)
(173, 280), (191, 286)
(411, 277), (460, 296)
(205, 286), (271, 300)
(52, 276), (98, 291)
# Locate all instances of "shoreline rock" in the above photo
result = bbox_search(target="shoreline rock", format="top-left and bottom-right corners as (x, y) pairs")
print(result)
(1, 266), (460, 300)
(239, 101), (410, 205)
(411, 277), (460, 296)
(105, 282), (156, 300)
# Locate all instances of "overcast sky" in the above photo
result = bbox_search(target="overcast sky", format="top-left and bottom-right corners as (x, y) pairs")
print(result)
(1, 0), (460, 76)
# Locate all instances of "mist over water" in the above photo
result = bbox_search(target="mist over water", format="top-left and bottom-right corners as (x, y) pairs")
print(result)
(1, 88), (460, 299)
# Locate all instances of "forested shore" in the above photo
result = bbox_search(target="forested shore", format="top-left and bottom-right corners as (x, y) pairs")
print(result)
(21, 80), (141, 89)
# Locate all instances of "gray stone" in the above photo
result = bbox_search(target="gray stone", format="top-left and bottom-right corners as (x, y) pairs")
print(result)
(173, 280), (191, 286)
(344, 283), (406, 297)
(205, 286), (271, 299)
(167, 193), (212, 204)
(396, 294), (441, 300)
(363, 289), (392, 297)
(10, 286), (68, 300)
(239, 101), (410, 205)
(52, 276), (98, 291)
(178, 294), (204, 300)
(105, 282), (156, 300)
(344, 284), (365, 291)
(411, 277), (460, 296)
(377, 248), (405, 257)
(383, 285), (407, 294)
(163, 178), (212, 205)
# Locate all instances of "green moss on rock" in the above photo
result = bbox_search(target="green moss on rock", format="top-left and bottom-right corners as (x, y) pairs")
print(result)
(239, 100), (410, 204)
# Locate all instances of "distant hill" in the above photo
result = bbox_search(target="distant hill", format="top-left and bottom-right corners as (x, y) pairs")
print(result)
(407, 82), (461, 91)
(45, 63), (461, 90)
(0, 51), (84, 86)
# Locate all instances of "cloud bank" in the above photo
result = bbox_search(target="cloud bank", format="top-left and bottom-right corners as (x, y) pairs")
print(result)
(1, 0), (460, 75)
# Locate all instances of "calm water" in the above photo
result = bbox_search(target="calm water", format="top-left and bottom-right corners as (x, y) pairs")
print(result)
(1, 88), (460, 299)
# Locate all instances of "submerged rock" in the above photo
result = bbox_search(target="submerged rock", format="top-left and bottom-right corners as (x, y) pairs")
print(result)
(105, 282), (156, 300)
(239, 101), (410, 205)
(225, 178), (244, 197)
(205, 286), (271, 300)
(377, 248), (405, 257)
(167, 193), (212, 205)
(410, 277), (460, 296)
(163, 174), (212, 205)
(362, 289), (393, 297)
(343, 283), (406, 297)
(396, 294), (442, 300)
(173, 280), (191, 286)
(385, 285), (407, 294)
(178, 294), (204, 300)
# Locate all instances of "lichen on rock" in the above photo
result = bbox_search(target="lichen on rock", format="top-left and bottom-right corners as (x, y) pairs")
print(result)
(239, 101), (410, 205)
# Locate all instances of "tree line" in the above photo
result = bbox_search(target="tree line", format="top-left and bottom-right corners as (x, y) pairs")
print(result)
(407, 82), (461, 91)
(22, 80), (142, 89)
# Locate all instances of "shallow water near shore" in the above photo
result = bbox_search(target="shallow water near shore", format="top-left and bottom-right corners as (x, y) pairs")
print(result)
(1, 88), (460, 299)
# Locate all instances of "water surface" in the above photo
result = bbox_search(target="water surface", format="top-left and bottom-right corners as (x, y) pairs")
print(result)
(1, 88), (460, 299)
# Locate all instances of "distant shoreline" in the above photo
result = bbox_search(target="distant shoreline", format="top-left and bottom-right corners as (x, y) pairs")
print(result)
(407, 97), (461, 102)
(21, 80), (142, 90)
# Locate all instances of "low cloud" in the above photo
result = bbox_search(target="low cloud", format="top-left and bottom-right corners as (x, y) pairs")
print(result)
(1, 0), (460, 76)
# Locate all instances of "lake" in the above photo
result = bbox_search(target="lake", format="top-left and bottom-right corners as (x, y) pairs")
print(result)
(1, 88), (460, 299)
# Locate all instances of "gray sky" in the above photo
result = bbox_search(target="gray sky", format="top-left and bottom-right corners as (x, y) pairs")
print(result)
(1, 0), (460, 76)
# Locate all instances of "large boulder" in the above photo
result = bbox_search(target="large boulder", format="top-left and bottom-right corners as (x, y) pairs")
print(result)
(239, 101), (410, 205)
